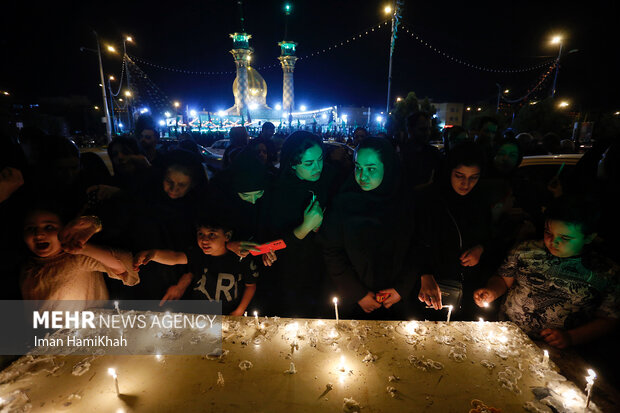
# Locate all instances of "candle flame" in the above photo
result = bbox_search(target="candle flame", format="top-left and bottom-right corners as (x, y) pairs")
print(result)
(333, 297), (338, 304)
(405, 320), (418, 335)
(108, 367), (117, 378)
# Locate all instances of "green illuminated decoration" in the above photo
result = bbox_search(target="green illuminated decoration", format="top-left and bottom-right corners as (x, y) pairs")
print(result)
(284, 3), (292, 15)
(230, 32), (252, 49)
(278, 41), (297, 56)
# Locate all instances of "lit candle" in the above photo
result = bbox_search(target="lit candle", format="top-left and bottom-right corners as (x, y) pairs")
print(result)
(253, 311), (259, 327)
(405, 320), (418, 335)
(478, 317), (484, 326)
(108, 368), (120, 396)
(333, 297), (339, 323)
(338, 355), (346, 372)
(542, 350), (549, 368)
(585, 369), (597, 410)
(243, 311), (247, 317)
(114, 301), (121, 315)
(482, 301), (489, 309)
(155, 353), (162, 361)
(446, 305), (453, 323)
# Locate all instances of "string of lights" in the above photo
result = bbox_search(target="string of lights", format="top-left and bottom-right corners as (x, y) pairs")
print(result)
(128, 54), (237, 76)
(110, 54), (127, 97)
(296, 19), (390, 61)
(126, 19), (391, 76)
(400, 22), (556, 74)
(125, 58), (174, 115)
(501, 62), (557, 103)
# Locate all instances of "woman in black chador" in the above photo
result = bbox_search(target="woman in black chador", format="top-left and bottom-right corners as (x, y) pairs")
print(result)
(321, 137), (419, 320)
(414, 142), (493, 320)
(127, 149), (208, 300)
(263, 131), (337, 318)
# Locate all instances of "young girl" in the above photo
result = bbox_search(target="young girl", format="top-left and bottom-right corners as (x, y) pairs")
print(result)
(264, 131), (336, 317)
(414, 142), (493, 320)
(322, 137), (417, 319)
(20, 206), (139, 302)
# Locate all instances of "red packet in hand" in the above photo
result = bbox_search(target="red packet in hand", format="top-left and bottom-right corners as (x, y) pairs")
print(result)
(375, 292), (391, 303)
(249, 239), (287, 256)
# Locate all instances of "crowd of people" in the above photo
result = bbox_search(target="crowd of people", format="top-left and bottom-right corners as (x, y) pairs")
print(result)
(1, 112), (619, 380)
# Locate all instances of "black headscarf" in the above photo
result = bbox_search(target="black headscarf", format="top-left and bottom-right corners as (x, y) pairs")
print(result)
(323, 137), (414, 296)
(268, 131), (331, 236)
(207, 147), (270, 240)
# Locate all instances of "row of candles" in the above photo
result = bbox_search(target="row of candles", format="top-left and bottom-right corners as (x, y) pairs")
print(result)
(102, 298), (598, 412)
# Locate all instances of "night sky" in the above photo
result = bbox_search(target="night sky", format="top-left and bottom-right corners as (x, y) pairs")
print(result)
(2, 1), (617, 113)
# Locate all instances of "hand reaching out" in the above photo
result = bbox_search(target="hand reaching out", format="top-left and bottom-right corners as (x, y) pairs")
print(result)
(227, 240), (260, 258)
(159, 284), (188, 306)
(262, 250), (277, 266)
(473, 288), (496, 308)
(418, 274), (442, 310)
(540, 328), (572, 349)
(133, 250), (156, 271)
(59, 216), (102, 252)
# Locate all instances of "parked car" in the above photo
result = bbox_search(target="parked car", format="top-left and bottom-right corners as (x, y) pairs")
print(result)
(202, 139), (230, 172)
(518, 153), (583, 182)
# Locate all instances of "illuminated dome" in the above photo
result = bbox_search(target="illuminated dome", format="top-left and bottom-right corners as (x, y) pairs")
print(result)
(233, 66), (268, 107)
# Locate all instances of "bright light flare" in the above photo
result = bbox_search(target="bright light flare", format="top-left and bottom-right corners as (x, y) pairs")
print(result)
(106, 45), (116, 53)
(384, 5), (392, 14)
(551, 35), (562, 44)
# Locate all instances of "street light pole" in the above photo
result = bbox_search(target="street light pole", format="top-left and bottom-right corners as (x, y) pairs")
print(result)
(385, 1), (403, 115)
(94, 31), (112, 142)
(551, 37), (563, 98)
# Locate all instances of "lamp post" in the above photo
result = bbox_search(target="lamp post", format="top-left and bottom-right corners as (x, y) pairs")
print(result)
(93, 31), (113, 142)
(551, 35), (563, 98)
(385, 1), (403, 115)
